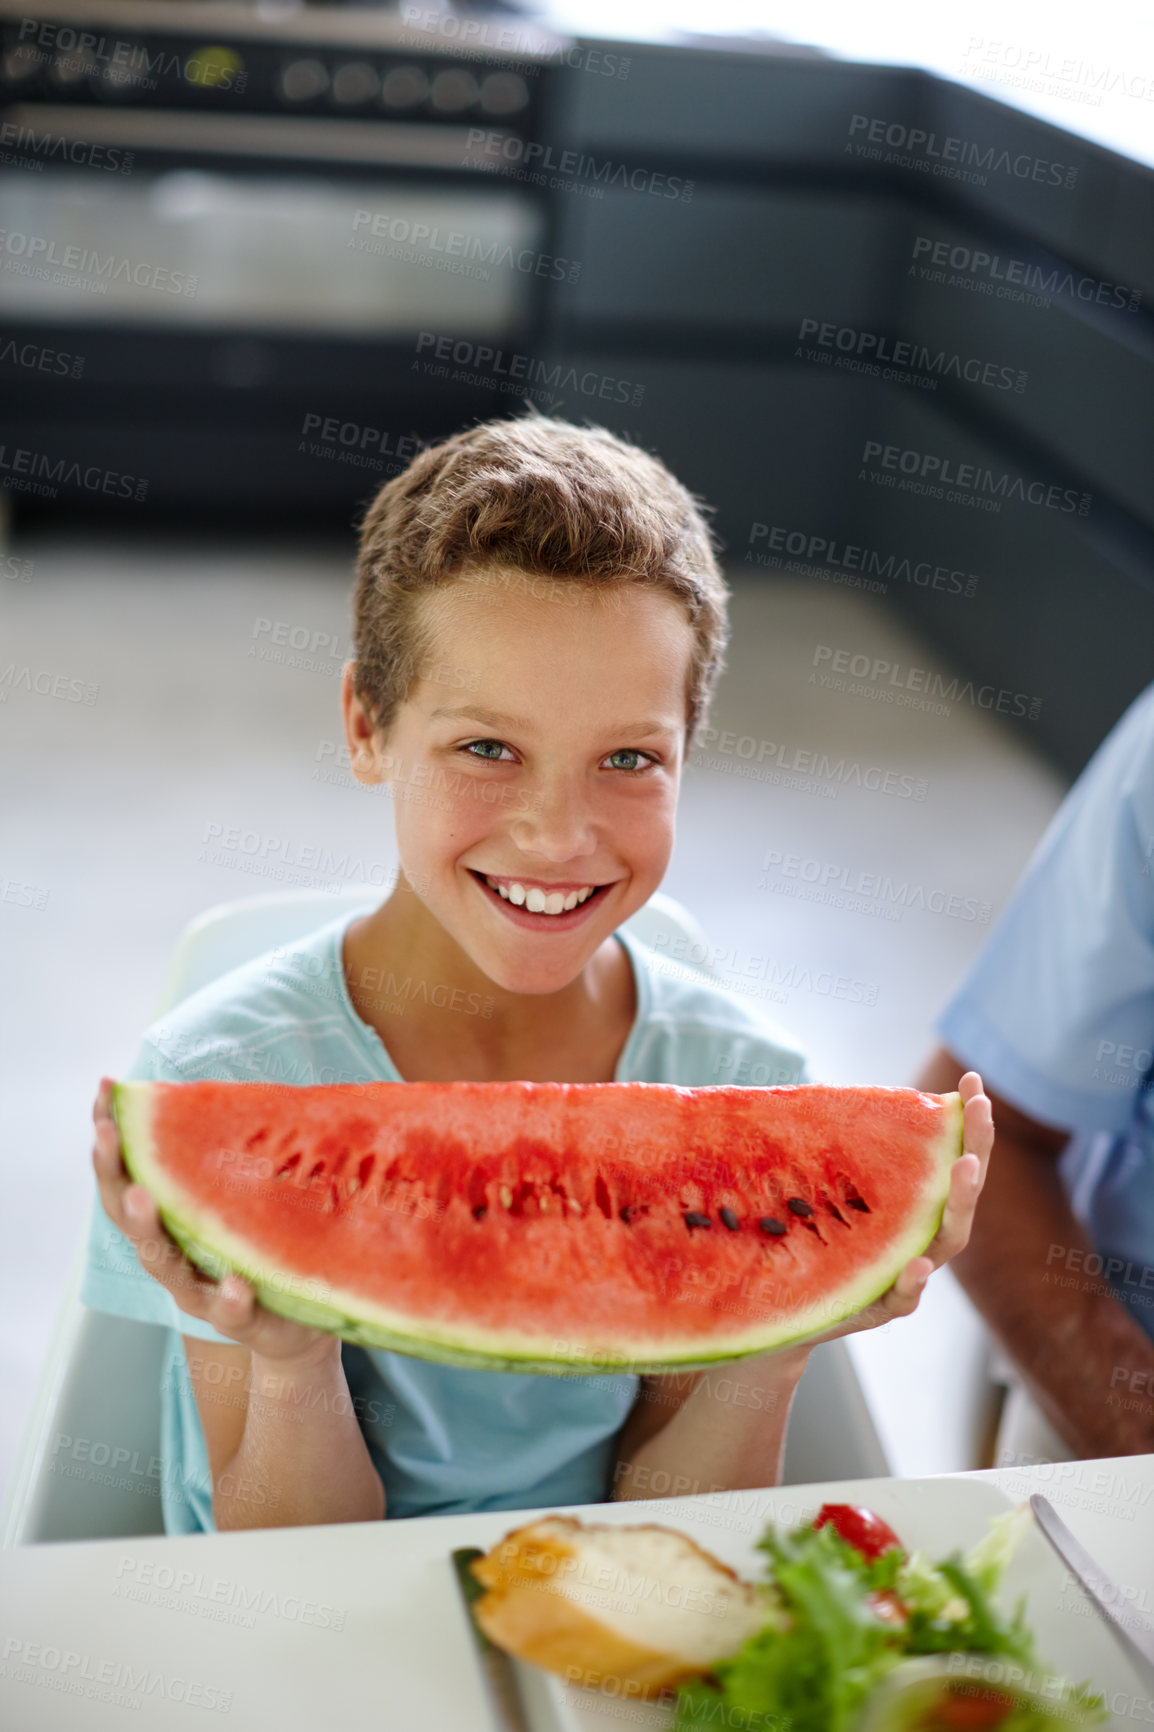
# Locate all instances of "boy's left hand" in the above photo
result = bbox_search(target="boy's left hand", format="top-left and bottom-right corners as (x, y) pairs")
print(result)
(792, 1072), (993, 1350)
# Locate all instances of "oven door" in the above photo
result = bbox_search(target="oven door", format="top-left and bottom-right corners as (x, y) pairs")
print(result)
(0, 107), (559, 515)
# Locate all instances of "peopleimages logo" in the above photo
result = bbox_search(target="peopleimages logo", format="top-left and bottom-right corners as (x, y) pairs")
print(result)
(760, 849), (991, 925)
(0, 334), (84, 377)
(298, 413), (421, 476)
(746, 521), (979, 598)
(690, 726), (928, 801)
(0, 445), (147, 501)
(16, 18), (248, 92)
(399, 4), (632, 78)
(350, 209), (580, 283)
(0, 228), (197, 296)
(463, 129), (694, 201)
(845, 114), (1078, 189)
(797, 318), (1026, 393)
(0, 120), (132, 173)
(962, 37), (1154, 106)
(811, 644), (1042, 720)
(414, 331), (645, 408)
(859, 440), (1091, 516)
(910, 236), (1141, 312)
(1, 1634), (233, 1713)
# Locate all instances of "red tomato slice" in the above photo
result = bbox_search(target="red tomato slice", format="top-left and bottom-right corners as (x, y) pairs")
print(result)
(813, 1503), (904, 1561)
(935, 1683), (1018, 1727)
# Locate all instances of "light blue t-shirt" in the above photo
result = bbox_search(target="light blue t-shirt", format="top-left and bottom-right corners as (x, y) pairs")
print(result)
(81, 915), (808, 1533)
(937, 681), (1154, 1337)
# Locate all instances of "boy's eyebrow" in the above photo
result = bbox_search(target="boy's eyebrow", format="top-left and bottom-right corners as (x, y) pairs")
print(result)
(427, 704), (674, 736)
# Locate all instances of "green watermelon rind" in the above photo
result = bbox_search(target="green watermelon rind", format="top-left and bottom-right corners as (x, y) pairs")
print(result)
(113, 1082), (964, 1375)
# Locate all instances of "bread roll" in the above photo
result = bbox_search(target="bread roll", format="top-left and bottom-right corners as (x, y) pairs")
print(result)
(469, 1515), (772, 1700)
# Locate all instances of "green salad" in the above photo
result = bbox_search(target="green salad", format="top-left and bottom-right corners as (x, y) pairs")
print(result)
(670, 1501), (1106, 1732)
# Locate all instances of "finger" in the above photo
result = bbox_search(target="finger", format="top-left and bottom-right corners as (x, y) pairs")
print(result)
(121, 1189), (218, 1308)
(92, 1118), (130, 1211)
(93, 1077), (115, 1125)
(893, 1255), (933, 1301)
(95, 1149), (226, 1325)
(92, 1115), (119, 1175)
(837, 1268), (927, 1339)
(209, 1274), (257, 1334)
(122, 1184), (157, 1232)
(819, 1256), (931, 1340)
(960, 1078), (994, 1183)
(924, 1153), (981, 1266)
(863, 1257), (931, 1320)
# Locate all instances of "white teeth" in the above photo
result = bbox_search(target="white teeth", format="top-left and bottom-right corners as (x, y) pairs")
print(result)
(481, 874), (600, 915)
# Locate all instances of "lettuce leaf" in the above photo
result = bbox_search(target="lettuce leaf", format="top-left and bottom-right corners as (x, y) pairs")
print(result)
(894, 1504), (1035, 1637)
(671, 1523), (906, 1732)
(669, 1504), (1103, 1732)
(964, 1503), (1034, 1597)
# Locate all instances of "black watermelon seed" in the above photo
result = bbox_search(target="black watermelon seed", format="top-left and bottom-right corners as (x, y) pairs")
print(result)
(472, 1204), (487, 1221)
(847, 1197), (871, 1212)
(719, 1207), (740, 1231)
(684, 1211), (711, 1229)
(759, 1217), (788, 1237)
(787, 1197), (814, 1218)
(620, 1205), (635, 1224)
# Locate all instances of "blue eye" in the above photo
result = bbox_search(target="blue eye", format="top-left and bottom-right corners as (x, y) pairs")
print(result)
(460, 741), (657, 772)
(608, 749), (649, 771)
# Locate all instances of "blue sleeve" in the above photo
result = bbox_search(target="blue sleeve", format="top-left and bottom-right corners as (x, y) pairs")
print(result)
(937, 683), (1154, 1133)
(79, 1040), (236, 1345)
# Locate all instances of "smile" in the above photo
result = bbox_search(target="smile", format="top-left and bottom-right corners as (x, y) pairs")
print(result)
(467, 869), (613, 924)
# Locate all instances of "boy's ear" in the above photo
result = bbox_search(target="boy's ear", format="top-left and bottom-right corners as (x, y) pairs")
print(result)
(340, 661), (391, 783)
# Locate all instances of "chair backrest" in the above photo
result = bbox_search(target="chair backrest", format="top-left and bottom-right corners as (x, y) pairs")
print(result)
(150, 884), (718, 1018)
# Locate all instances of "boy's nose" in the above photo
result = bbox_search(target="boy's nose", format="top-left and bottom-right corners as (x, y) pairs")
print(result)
(510, 781), (599, 863)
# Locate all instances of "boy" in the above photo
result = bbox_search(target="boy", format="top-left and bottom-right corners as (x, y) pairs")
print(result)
(87, 406), (991, 1531)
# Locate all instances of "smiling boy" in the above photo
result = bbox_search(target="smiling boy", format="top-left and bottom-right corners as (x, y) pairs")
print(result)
(87, 406), (991, 1532)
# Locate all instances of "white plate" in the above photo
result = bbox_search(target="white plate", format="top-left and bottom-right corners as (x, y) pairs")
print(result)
(499, 1475), (1151, 1732)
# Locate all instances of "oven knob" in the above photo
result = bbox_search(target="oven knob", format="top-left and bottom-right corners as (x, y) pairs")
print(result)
(479, 72), (529, 115)
(2, 42), (41, 83)
(429, 67), (479, 111)
(279, 58), (329, 102)
(380, 64), (429, 108)
(331, 60), (379, 105)
(48, 46), (96, 84)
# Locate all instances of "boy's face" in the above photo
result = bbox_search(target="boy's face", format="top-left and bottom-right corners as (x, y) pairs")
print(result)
(343, 574), (695, 995)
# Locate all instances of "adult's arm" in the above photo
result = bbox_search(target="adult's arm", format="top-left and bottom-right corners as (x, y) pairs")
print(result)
(916, 1045), (1154, 1455)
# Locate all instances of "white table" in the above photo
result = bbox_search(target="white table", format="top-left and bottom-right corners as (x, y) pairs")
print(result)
(2, 1456), (1152, 1729)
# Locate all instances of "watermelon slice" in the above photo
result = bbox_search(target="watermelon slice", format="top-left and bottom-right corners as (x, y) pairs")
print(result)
(112, 1081), (962, 1373)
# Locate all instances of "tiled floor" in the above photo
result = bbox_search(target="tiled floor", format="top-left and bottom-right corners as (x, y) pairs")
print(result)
(0, 536), (1067, 1516)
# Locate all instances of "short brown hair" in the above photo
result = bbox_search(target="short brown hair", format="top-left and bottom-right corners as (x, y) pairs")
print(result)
(351, 404), (729, 749)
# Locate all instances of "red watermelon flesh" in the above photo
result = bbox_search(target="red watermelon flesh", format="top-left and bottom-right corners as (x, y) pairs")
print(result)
(113, 1080), (962, 1373)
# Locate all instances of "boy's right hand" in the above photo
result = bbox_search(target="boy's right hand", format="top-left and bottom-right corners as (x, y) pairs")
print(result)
(91, 1076), (337, 1367)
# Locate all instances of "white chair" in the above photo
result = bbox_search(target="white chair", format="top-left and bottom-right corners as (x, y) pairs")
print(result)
(3, 887), (888, 1547)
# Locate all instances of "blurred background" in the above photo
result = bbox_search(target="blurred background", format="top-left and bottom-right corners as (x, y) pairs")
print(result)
(2, 0), (1152, 1519)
